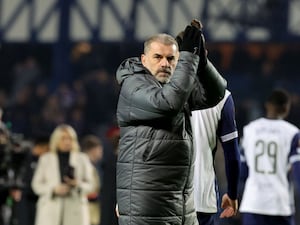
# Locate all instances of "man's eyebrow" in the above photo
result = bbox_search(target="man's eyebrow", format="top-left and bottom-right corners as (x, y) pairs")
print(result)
(167, 55), (175, 59)
(153, 53), (162, 57)
(152, 53), (175, 59)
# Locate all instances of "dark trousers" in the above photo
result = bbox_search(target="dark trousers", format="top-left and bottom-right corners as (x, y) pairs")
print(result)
(197, 212), (215, 225)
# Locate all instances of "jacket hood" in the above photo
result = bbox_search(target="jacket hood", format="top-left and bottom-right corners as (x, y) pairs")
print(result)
(116, 57), (146, 85)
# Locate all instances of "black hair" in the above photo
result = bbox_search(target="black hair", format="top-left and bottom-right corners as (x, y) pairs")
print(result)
(34, 135), (49, 145)
(266, 88), (291, 114)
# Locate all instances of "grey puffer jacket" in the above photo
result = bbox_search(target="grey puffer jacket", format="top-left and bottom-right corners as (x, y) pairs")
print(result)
(116, 52), (200, 225)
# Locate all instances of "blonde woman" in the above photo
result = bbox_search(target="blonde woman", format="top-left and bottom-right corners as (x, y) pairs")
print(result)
(32, 124), (94, 225)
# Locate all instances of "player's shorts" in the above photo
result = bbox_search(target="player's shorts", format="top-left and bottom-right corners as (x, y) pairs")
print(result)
(241, 212), (295, 225)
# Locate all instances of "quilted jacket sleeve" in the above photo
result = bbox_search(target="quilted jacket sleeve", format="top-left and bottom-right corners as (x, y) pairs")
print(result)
(117, 52), (199, 124)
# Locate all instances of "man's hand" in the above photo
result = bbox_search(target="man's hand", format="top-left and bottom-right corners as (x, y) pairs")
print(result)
(176, 19), (207, 66)
(190, 19), (207, 67)
(180, 25), (202, 54)
(220, 193), (238, 218)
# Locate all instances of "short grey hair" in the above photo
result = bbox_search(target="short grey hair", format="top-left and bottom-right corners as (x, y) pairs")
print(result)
(144, 33), (179, 53)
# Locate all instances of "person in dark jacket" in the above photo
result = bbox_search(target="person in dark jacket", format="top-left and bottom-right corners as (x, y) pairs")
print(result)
(19, 136), (49, 225)
(116, 21), (226, 225)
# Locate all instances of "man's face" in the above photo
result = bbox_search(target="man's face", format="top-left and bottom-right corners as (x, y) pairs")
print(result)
(141, 42), (179, 84)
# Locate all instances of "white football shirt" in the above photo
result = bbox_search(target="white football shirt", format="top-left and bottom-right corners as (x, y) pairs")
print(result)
(191, 90), (238, 213)
(239, 118), (299, 216)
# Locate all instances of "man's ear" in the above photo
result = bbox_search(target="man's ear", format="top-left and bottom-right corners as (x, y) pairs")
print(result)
(141, 54), (146, 66)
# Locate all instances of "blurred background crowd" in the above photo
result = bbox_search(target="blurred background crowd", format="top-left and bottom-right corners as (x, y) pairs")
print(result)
(1, 0), (300, 224)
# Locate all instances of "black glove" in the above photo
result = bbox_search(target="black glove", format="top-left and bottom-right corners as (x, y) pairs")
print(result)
(199, 32), (207, 68)
(190, 19), (207, 67)
(180, 25), (201, 54)
(175, 31), (184, 51)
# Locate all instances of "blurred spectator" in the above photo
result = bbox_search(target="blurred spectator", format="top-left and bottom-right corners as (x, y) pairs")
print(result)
(68, 106), (86, 137)
(81, 135), (103, 225)
(0, 91), (8, 111)
(0, 109), (30, 225)
(55, 83), (75, 111)
(10, 56), (41, 105)
(32, 124), (94, 225)
(71, 79), (87, 109)
(0, 111), (11, 225)
(66, 80), (87, 137)
(83, 69), (118, 135)
(3, 86), (32, 138)
(0, 108), (6, 129)
(18, 135), (49, 225)
(30, 82), (49, 115)
(31, 95), (65, 138)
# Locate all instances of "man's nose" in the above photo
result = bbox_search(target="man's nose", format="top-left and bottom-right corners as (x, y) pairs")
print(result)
(160, 57), (170, 67)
